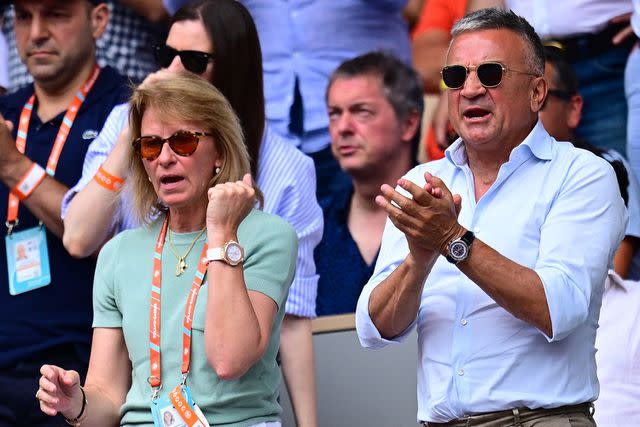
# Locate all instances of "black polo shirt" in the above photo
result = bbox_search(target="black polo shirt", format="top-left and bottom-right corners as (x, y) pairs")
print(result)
(0, 66), (129, 368)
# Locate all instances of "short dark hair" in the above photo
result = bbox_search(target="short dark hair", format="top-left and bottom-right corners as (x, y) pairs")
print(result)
(543, 45), (579, 96)
(452, 8), (545, 76)
(172, 0), (265, 180)
(327, 51), (424, 161)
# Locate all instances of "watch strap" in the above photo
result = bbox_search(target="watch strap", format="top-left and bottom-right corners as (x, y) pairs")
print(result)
(206, 247), (224, 263)
(205, 241), (244, 266)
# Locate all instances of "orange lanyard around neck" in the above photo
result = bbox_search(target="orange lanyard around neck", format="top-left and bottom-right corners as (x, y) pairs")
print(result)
(149, 214), (209, 397)
(6, 65), (101, 229)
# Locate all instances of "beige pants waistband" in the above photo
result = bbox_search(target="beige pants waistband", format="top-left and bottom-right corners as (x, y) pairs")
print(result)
(421, 402), (594, 427)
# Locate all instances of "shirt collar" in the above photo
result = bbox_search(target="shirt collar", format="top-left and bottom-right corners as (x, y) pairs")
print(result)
(320, 179), (354, 221)
(444, 120), (555, 167)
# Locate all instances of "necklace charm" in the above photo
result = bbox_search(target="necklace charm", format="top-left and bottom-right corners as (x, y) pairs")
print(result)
(168, 227), (206, 278)
(176, 257), (187, 276)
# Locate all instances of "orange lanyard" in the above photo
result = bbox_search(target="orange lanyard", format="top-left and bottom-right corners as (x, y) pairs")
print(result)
(6, 65), (101, 228)
(149, 214), (209, 397)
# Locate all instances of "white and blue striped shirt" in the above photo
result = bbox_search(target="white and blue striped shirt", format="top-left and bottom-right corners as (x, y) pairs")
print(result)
(62, 103), (323, 317)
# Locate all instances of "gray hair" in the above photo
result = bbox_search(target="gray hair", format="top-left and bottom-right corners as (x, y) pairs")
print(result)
(451, 8), (545, 76)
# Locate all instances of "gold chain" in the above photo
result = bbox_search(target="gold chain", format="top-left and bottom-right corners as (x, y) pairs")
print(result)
(167, 228), (206, 276)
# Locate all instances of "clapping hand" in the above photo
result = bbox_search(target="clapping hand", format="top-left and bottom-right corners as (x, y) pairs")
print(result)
(376, 172), (463, 262)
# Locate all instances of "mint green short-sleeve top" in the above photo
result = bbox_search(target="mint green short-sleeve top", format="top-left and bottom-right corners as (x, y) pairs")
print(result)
(93, 209), (297, 426)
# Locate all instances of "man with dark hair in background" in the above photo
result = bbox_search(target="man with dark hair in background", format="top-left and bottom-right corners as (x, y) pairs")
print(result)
(315, 52), (422, 316)
(2, 0), (167, 88)
(0, 1), (129, 424)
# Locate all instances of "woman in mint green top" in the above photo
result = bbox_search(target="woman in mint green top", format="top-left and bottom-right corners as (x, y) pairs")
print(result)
(36, 73), (297, 427)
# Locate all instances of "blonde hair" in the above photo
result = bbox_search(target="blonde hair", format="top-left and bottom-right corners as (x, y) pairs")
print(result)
(128, 72), (260, 223)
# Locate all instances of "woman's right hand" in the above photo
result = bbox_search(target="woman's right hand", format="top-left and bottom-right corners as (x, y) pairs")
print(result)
(206, 173), (256, 240)
(37, 364), (84, 418)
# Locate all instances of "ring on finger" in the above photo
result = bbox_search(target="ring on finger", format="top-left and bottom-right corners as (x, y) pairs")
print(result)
(35, 389), (41, 400)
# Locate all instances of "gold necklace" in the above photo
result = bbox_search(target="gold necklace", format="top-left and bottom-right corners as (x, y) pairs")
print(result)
(167, 228), (206, 276)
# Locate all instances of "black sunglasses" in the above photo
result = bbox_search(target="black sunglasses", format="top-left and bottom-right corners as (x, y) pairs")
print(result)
(133, 130), (212, 161)
(441, 62), (539, 89)
(153, 44), (214, 75)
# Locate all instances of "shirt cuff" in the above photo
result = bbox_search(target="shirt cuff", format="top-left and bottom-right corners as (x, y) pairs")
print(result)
(355, 275), (416, 349)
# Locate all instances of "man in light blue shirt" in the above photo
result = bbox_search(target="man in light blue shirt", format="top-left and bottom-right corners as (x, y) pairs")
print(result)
(356, 8), (627, 426)
(538, 45), (640, 279)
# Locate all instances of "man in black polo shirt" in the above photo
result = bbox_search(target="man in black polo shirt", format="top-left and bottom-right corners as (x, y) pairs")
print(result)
(0, 1), (129, 424)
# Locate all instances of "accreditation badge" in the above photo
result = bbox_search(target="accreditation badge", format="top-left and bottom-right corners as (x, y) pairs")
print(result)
(151, 386), (210, 427)
(6, 226), (51, 295)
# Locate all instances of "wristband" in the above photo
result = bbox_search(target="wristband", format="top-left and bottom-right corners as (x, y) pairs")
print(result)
(63, 385), (87, 426)
(93, 164), (125, 192)
(12, 162), (46, 200)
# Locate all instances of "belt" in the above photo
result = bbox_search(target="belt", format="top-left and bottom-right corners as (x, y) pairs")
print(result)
(544, 22), (637, 62)
(420, 402), (594, 427)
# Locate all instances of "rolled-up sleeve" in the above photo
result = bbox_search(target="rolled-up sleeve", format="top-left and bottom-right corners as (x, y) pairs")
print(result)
(535, 156), (627, 342)
(356, 259), (417, 349)
(356, 167), (425, 348)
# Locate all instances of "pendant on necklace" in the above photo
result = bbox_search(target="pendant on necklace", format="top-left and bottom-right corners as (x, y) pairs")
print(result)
(176, 257), (187, 276)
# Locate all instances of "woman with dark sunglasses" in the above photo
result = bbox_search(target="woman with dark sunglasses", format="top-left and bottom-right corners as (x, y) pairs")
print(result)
(61, 2), (322, 425)
(38, 73), (297, 427)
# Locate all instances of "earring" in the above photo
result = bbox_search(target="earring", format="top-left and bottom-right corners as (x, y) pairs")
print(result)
(215, 166), (221, 174)
(148, 176), (152, 182)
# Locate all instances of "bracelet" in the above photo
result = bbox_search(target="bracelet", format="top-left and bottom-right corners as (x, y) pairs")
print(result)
(12, 162), (46, 200)
(93, 164), (125, 192)
(63, 385), (88, 426)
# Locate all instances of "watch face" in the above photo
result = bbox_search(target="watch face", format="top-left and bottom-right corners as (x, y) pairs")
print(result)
(449, 241), (468, 261)
(226, 243), (243, 264)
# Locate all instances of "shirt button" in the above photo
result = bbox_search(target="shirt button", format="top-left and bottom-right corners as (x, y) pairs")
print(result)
(460, 319), (468, 326)
(457, 368), (464, 376)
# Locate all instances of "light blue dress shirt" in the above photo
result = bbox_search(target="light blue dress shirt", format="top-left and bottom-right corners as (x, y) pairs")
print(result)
(240, 0), (412, 153)
(356, 122), (627, 423)
(61, 104), (323, 317)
